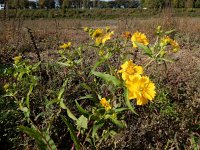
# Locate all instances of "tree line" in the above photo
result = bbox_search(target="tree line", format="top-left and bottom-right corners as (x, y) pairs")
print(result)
(1, 0), (200, 9)
(141, 0), (200, 8)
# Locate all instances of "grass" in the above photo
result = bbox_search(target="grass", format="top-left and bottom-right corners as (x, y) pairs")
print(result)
(1, 8), (200, 20)
(0, 11), (200, 149)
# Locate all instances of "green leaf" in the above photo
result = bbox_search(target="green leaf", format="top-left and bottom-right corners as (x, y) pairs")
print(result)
(114, 108), (129, 113)
(109, 117), (126, 128)
(46, 99), (60, 107)
(77, 94), (93, 100)
(58, 79), (68, 100)
(80, 83), (92, 91)
(26, 84), (33, 109)
(75, 100), (90, 117)
(56, 62), (71, 67)
(124, 88), (138, 115)
(91, 71), (121, 87)
(92, 122), (104, 139)
(80, 84), (98, 102)
(165, 29), (176, 35)
(59, 98), (68, 109)
(76, 115), (88, 130)
(42, 132), (57, 150)
(67, 107), (77, 121)
(91, 57), (108, 72)
(191, 135), (198, 150)
(18, 126), (57, 150)
(157, 58), (174, 63)
(135, 42), (153, 57)
(61, 115), (80, 150)
(32, 62), (41, 71)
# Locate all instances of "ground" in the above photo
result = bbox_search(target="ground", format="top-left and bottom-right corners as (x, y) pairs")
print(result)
(0, 15), (200, 149)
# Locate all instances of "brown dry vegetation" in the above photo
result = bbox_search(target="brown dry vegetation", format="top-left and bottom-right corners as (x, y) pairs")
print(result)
(0, 12), (200, 149)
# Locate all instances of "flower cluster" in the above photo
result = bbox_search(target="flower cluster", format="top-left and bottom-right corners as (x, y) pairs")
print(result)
(118, 60), (143, 81)
(122, 31), (132, 39)
(84, 27), (114, 45)
(59, 42), (72, 49)
(161, 36), (180, 52)
(119, 60), (156, 105)
(131, 31), (149, 48)
(13, 55), (22, 64)
(100, 98), (111, 111)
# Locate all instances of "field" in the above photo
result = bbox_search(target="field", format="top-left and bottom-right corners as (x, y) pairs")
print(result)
(0, 9), (200, 150)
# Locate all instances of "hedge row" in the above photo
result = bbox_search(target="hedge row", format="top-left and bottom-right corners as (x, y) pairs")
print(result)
(0, 8), (200, 19)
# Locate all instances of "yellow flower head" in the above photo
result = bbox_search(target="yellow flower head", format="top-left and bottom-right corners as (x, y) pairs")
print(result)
(92, 28), (104, 39)
(13, 55), (22, 64)
(95, 37), (103, 45)
(100, 98), (111, 111)
(131, 31), (149, 48)
(94, 31), (114, 45)
(106, 26), (110, 33)
(3, 83), (9, 91)
(170, 40), (180, 53)
(161, 36), (172, 46)
(99, 49), (105, 56)
(59, 42), (71, 49)
(161, 36), (180, 52)
(122, 31), (132, 39)
(84, 27), (89, 32)
(102, 31), (114, 44)
(126, 75), (156, 105)
(118, 60), (143, 81)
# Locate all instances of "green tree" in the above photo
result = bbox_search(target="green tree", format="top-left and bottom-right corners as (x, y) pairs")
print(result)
(185, 0), (195, 7)
(62, 0), (70, 8)
(46, 0), (55, 8)
(7, 0), (28, 9)
(172, 0), (185, 8)
(39, 0), (45, 8)
(142, 0), (165, 8)
(83, 0), (89, 8)
(195, 0), (200, 7)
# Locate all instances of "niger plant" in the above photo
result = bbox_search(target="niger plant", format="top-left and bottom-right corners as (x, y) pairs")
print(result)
(1, 26), (180, 149)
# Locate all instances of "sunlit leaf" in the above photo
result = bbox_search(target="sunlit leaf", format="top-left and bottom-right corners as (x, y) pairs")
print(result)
(135, 42), (153, 57)
(109, 117), (126, 128)
(76, 115), (88, 129)
(165, 29), (176, 35)
(124, 88), (138, 115)
(91, 71), (121, 87)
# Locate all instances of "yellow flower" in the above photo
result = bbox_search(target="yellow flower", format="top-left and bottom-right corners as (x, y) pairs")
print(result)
(100, 98), (111, 111)
(92, 28), (104, 39)
(106, 26), (110, 33)
(118, 60), (143, 81)
(161, 36), (180, 52)
(122, 31), (132, 39)
(59, 42), (71, 49)
(102, 32), (114, 44)
(126, 75), (156, 105)
(3, 83), (9, 91)
(170, 40), (180, 53)
(13, 55), (22, 64)
(95, 37), (103, 45)
(131, 31), (149, 48)
(99, 49), (105, 56)
(161, 36), (172, 46)
(84, 27), (89, 32)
